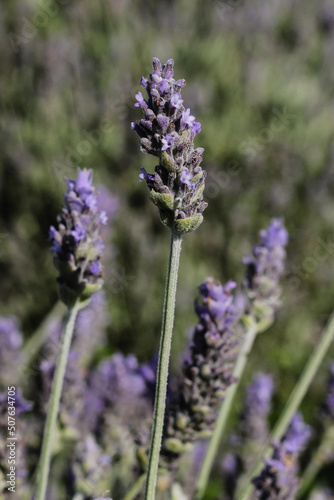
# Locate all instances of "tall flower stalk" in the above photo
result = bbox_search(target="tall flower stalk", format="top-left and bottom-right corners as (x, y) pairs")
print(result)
(35, 168), (107, 500)
(238, 311), (334, 500)
(132, 57), (206, 499)
(195, 219), (288, 499)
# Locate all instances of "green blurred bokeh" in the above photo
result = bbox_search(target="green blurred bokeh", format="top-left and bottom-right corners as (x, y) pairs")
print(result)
(1, 0), (334, 490)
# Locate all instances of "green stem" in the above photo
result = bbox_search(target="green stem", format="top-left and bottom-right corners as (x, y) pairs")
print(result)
(123, 474), (146, 500)
(144, 231), (183, 500)
(297, 426), (334, 498)
(194, 323), (258, 500)
(35, 302), (80, 500)
(22, 300), (65, 370)
(237, 310), (334, 500)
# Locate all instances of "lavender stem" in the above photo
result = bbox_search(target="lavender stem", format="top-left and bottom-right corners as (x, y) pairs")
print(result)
(238, 309), (334, 500)
(35, 301), (80, 500)
(195, 322), (259, 500)
(145, 231), (183, 500)
(297, 426), (334, 498)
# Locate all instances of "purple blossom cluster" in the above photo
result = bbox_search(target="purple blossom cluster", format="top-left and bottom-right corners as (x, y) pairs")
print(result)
(253, 413), (311, 500)
(132, 58), (207, 234)
(162, 278), (240, 461)
(243, 219), (288, 326)
(49, 168), (108, 306)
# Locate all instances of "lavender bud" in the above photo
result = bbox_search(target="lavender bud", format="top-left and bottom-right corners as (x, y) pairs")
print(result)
(252, 412), (311, 500)
(162, 278), (240, 462)
(243, 219), (288, 328)
(49, 168), (107, 307)
(133, 58), (207, 234)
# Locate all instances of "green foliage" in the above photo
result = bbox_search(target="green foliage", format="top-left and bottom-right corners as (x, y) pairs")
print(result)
(1, 0), (334, 492)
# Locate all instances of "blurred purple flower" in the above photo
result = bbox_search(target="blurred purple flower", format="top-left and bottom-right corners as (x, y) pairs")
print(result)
(243, 219), (288, 322)
(253, 412), (311, 499)
(162, 278), (240, 459)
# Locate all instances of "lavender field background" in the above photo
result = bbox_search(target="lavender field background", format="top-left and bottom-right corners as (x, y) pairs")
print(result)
(1, 0), (334, 498)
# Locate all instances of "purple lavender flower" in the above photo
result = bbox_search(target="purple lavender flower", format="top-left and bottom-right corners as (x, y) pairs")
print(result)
(161, 133), (175, 151)
(132, 58), (207, 234)
(243, 219), (288, 326)
(179, 168), (195, 188)
(88, 354), (154, 431)
(162, 278), (240, 459)
(49, 168), (107, 306)
(244, 373), (274, 425)
(253, 412), (311, 500)
(240, 373), (274, 463)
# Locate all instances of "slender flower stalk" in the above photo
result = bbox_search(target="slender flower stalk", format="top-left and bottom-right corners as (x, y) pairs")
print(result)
(297, 426), (334, 498)
(35, 303), (80, 500)
(297, 362), (334, 497)
(35, 168), (107, 500)
(195, 219), (288, 499)
(132, 58), (206, 499)
(238, 310), (334, 500)
(145, 232), (183, 499)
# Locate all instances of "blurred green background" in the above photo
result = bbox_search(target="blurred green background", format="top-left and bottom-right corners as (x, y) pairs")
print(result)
(1, 0), (334, 490)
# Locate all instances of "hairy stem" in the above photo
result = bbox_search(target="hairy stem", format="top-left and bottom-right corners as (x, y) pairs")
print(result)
(35, 302), (80, 500)
(194, 323), (258, 500)
(237, 310), (334, 500)
(145, 231), (183, 500)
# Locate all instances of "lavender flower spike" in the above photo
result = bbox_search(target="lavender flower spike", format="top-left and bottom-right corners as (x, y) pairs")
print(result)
(132, 58), (207, 234)
(243, 218), (288, 329)
(253, 412), (311, 500)
(49, 167), (107, 306)
(162, 278), (239, 459)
